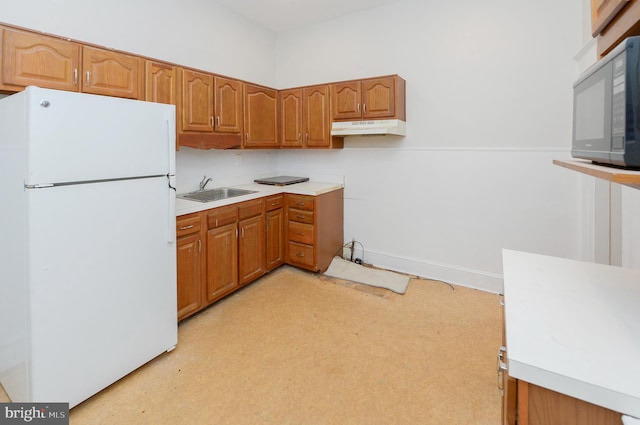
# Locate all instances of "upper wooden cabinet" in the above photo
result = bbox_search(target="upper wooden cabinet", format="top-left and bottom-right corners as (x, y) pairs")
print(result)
(279, 85), (343, 149)
(591, 0), (630, 36)
(180, 68), (214, 133)
(0, 26), (143, 99)
(177, 68), (242, 149)
(279, 88), (304, 147)
(304, 85), (332, 147)
(0, 26), (80, 92)
(1, 23), (404, 151)
(81, 46), (143, 99)
(331, 75), (406, 121)
(214, 76), (243, 134)
(145, 60), (177, 106)
(2, 28), (144, 99)
(244, 83), (278, 148)
(593, 0), (640, 56)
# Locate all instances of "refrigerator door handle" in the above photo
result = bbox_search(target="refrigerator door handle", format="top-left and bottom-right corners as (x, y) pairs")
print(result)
(167, 175), (176, 244)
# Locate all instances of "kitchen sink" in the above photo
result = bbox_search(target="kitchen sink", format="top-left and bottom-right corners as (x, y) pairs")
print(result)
(178, 187), (257, 203)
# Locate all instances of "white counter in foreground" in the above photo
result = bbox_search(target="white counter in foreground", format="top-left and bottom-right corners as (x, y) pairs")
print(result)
(175, 181), (344, 216)
(502, 249), (640, 418)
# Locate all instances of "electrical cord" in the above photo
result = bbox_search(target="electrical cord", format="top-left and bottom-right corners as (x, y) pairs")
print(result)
(333, 239), (366, 264)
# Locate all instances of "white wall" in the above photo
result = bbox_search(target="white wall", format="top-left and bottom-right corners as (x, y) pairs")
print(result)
(275, 0), (585, 292)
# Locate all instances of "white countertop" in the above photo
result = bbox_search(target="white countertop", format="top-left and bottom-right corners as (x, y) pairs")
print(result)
(502, 249), (640, 418)
(175, 181), (344, 216)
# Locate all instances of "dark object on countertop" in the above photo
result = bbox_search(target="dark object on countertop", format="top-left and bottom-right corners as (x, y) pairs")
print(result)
(254, 176), (309, 186)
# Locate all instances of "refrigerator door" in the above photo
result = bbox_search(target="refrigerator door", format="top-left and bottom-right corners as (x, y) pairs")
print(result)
(23, 86), (175, 186)
(26, 177), (177, 407)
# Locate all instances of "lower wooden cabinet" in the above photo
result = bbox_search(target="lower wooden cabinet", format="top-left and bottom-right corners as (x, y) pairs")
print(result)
(238, 199), (266, 285)
(206, 221), (239, 303)
(285, 189), (344, 272)
(502, 376), (622, 425)
(204, 199), (266, 305)
(205, 204), (240, 303)
(176, 188), (343, 321)
(265, 194), (285, 271)
(176, 213), (205, 321)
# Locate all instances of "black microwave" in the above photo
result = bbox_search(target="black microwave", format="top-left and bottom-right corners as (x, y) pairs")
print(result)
(572, 36), (640, 168)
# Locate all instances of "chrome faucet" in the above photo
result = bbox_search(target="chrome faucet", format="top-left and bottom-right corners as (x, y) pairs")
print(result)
(199, 175), (212, 191)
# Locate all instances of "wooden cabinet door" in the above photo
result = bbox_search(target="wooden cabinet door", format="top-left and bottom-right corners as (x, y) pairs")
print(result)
(280, 88), (303, 147)
(239, 214), (265, 285)
(145, 61), (177, 105)
(266, 207), (284, 271)
(331, 81), (362, 120)
(206, 222), (238, 303)
(214, 76), (243, 133)
(177, 232), (203, 321)
(303, 85), (331, 148)
(176, 213), (204, 321)
(362, 76), (396, 119)
(244, 84), (278, 148)
(1, 27), (80, 91)
(181, 69), (214, 133)
(81, 46), (143, 99)
(591, 0), (630, 36)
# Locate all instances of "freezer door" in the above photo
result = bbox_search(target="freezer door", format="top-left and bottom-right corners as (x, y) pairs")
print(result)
(23, 87), (175, 185)
(26, 177), (177, 407)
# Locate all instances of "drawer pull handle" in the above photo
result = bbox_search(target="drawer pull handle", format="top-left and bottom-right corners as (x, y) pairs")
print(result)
(296, 252), (305, 257)
(296, 215), (306, 220)
(497, 346), (507, 394)
(296, 232), (305, 236)
(179, 224), (194, 230)
(272, 202), (279, 206)
(296, 201), (305, 206)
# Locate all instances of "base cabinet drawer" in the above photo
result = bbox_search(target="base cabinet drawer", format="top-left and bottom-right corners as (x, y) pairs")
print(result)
(288, 241), (315, 268)
(288, 221), (314, 244)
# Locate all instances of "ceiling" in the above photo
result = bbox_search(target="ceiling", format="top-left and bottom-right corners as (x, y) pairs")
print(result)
(214, 0), (403, 33)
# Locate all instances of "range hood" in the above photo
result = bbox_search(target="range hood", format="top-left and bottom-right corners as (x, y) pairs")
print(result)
(330, 119), (406, 136)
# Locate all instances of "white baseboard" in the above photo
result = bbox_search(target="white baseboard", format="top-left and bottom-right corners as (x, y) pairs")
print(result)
(343, 248), (504, 294)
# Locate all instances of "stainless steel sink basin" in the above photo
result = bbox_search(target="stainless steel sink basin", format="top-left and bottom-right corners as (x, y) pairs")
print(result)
(178, 187), (257, 203)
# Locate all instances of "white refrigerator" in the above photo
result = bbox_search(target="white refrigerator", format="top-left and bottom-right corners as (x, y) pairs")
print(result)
(0, 87), (178, 408)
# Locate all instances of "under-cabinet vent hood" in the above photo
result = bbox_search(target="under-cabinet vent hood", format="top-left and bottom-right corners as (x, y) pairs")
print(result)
(330, 119), (406, 136)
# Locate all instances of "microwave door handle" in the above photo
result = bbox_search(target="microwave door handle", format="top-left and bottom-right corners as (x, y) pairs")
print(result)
(632, 52), (640, 131)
